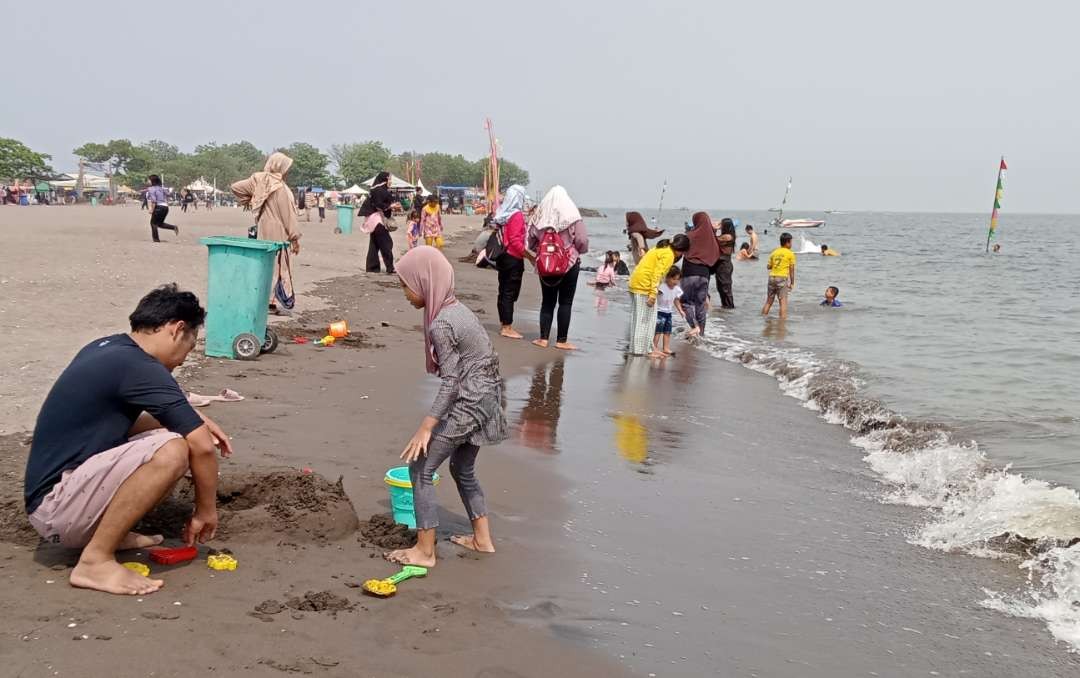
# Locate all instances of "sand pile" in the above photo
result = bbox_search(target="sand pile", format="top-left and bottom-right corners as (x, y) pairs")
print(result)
(139, 469), (359, 544)
(358, 513), (416, 549)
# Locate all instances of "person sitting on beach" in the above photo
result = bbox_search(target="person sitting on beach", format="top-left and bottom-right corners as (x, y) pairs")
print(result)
(762, 232), (796, 319)
(23, 284), (232, 596)
(821, 286), (842, 307)
(821, 244), (840, 256)
(653, 266), (685, 356)
(612, 250), (630, 275)
(736, 242), (754, 261)
(627, 235), (691, 356)
(591, 251), (617, 290)
(387, 247), (508, 568)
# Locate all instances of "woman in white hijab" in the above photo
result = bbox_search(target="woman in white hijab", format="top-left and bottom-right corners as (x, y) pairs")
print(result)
(491, 185), (530, 338)
(526, 186), (590, 350)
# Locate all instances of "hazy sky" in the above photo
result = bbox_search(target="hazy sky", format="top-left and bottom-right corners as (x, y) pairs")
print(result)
(4, 0), (1077, 212)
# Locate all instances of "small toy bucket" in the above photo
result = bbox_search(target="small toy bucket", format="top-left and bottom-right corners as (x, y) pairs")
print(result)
(329, 320), (349, 338)
(384, 466), (439, 529)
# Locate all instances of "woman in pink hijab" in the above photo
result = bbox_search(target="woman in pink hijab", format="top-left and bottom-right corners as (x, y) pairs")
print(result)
(389, 246), (508, 567)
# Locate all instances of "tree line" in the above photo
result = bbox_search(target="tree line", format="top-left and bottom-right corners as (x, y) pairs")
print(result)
(1, 136), (529, 193)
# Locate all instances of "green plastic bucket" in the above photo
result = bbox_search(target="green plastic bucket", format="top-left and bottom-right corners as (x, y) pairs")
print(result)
(384, 466), (440, 529)
(90, 196), (98, 206)
(199, 236), (287, 359)
(336, 205), (354, 234)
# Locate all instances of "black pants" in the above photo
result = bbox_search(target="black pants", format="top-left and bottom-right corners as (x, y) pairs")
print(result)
(715, 257), (735, 309)
(539, 263), (580, 343)
(496, 254), (525, 326)
(150, 205), (177, 242)
(366, 224), (395, 273)
(181, 201), (189, 212)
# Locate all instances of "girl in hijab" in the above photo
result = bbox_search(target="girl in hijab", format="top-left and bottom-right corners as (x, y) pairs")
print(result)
(715, 218), (738, 309)
(625, 211), (665, 264)
(681, 211), (721, 336)
(358, 171), (396, 274)
(627, 235), (690, 356)
(526, 186), (590, 350)
(388, 246), (508, 567)
(491, 184), (529, 339)
(231, 152), (302, 314)
(421, 194), (444, 249)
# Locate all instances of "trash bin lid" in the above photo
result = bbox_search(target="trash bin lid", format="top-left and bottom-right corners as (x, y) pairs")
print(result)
(199, 236), (287, 251)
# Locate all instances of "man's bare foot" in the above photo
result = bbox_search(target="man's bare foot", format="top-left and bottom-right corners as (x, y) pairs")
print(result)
(450, 534), (496, 553)
(648, 351), (667, 359)
(531, 339), (549, 348)
(501, 328), (523, 339)
(118, 532), (164, 551)
(70, 559), (164, 595)
(384, 546), (436, 568)
(554, 342), (578, 351)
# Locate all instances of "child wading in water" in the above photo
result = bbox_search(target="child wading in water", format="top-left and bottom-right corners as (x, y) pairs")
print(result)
(627, 235), (691, 356)
(653, 266), (685, 356)
(387, 246), (508, 567)
(421, 195), (444, 249)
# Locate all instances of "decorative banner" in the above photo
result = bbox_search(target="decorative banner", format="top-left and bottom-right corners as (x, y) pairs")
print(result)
(986, 157), (1007, 252)
(484, 118), (500, 214)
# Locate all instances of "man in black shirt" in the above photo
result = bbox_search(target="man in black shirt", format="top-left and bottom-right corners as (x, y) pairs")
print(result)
(24, 284), (232, 596)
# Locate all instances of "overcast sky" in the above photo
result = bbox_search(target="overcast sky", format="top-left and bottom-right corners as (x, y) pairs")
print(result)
(3, 0), (1076, 212)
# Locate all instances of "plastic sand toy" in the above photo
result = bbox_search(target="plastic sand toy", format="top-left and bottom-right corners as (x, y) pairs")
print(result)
(148, 546), (198, 565)
(361, 565), (428, 597)
(207, 554), (238, 571)
(122, 562), (150, 577)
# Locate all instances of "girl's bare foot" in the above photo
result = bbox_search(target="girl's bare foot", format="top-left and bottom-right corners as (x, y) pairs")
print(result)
(554, 342), (578, 351)
(384, 546), (436, 568)
(531, 339), (549, 348)
(118, 532), (164, 551)
(450, 534), (495, 553)
(70, 558), (164, 596)
(500, 327), (523, 339)
(648, 351), (667, 359)
(663, 350), (675, 356)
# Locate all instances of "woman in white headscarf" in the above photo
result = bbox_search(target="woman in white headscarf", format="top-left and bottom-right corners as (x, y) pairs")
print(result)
(231, 152), (302, 313)
(491, 185), (530, 339)
(526, 186), (589, 350)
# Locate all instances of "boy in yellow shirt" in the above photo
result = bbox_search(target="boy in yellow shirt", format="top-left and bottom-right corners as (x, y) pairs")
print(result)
(761, 232), (796, 319)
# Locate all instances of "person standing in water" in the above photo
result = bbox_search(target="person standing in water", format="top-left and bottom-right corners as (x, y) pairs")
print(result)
(359, 171), (396, 274)
(714, 218), (737, 309)
(625, 211), (665, 264)
(680, 211), (720, 337)
(146, 175), (179, 243)
(745, 224), (759, 258)
(762, 232), (796, 319)
(627, 235), (691, 356)
(491, 184), (529, 339)
(231, 152), (302, 314)
(387, 246), (508, 567)
(527, 186), (590, 350)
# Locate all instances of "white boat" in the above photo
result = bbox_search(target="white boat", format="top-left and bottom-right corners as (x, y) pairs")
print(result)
(769, 177), (825, 229)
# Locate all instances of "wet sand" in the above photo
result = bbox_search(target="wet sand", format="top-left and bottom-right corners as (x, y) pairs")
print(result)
(3, 204), (1080, 676)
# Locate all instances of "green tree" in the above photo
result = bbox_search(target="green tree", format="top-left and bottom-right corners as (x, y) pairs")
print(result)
(141, 140), (180, 163)
(74, 139), (146, 196)
(331, 141), (392, 186)
(497, 158), (530, 190)
(278, 142), (330, 188)
(419, 152), (477, 188)
(0, 138), (54, 181)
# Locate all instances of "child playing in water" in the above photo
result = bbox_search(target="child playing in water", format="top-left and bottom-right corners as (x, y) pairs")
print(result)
(387, 246), (508, 568)
(653, 267), (685, 356)
(421, 195), (444, 249)
(593, 251), (617, 289)
(821, 286), (842, 307)
(762, 232), (796, 319)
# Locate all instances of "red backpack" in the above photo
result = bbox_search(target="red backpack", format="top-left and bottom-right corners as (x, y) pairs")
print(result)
(535, 227), (573, 278)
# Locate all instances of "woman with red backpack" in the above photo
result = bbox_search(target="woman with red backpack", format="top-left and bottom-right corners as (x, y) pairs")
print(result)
(526, 186), (590, 350)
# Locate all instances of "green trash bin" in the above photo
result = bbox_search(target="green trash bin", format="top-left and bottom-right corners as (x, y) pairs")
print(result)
(199, 236), (288, 360)
(336, 204), (354, 234)
(90, 196), (98, 206)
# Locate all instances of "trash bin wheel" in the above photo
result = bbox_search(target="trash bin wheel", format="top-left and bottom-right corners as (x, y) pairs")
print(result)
(262, 328), (279, 354)
(232, 333), (261, 360)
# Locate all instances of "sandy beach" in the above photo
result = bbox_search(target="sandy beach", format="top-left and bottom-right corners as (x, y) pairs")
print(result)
(4, 204), (1080, 677)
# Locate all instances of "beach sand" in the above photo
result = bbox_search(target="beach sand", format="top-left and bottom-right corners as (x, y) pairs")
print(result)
(3, 204), (1080, 677)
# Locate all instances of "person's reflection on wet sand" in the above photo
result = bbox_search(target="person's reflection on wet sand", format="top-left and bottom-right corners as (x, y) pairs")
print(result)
(762, 317), (787, 341)
(518, 360), (565, 453)
(612, 358), (652, 465)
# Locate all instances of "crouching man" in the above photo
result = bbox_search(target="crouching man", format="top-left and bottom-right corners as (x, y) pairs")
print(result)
(23, 284), (232, 595)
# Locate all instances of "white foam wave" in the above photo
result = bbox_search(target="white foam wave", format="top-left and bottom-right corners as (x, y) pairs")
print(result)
(696, 320), (1080, 651)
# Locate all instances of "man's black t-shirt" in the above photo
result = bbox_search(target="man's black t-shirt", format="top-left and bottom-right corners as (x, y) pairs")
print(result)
(24, 334), (203, 513)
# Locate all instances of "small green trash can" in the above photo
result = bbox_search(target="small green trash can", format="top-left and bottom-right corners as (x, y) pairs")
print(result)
(90, 196), (98, 206)
(200, 236), (288, 360)
(336, 204), (354, 234)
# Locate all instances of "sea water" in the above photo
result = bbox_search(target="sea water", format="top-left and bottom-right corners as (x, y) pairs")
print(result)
(579, 208), (1080, 649)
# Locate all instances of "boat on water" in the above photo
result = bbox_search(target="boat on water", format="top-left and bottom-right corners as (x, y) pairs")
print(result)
(769, 177), (825, 229)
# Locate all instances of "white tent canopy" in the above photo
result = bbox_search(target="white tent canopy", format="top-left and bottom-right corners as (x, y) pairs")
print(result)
(342, 184), (368, 195)
(415, 179), (431, 197)
(185, 178), (217, 192)
(49, 173), (110, 189)
(362, 173), (415, 190)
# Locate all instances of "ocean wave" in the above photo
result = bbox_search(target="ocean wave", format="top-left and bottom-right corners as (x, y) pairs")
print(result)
(695, 322), (1080, 651)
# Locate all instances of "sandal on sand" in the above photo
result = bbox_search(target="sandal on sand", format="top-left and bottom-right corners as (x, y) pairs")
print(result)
(187, 389), (245, 406)
(187, 393), (213, 408)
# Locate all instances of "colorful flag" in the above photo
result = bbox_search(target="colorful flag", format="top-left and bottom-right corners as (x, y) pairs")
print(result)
(484, 118), (500, 214)
(986, 157), (1007, 252)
